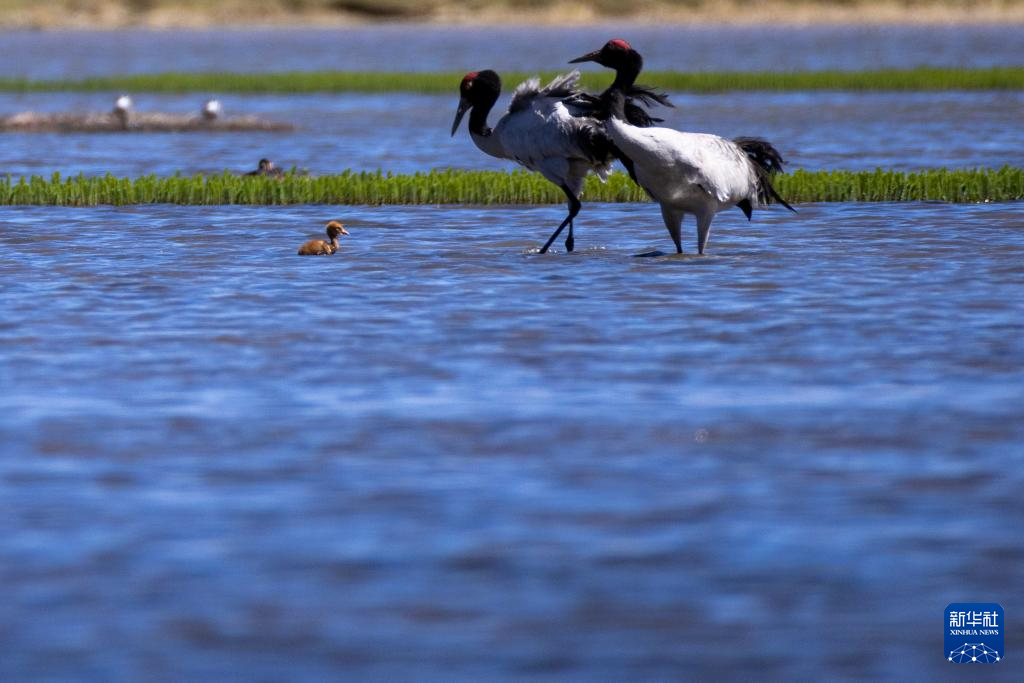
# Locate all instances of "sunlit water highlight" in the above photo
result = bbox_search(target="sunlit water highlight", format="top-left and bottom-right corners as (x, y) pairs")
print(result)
(1, 202), (1022, 680)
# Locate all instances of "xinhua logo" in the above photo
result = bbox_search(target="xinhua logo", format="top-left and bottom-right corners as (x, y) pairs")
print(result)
(945, 603), (1003, 663)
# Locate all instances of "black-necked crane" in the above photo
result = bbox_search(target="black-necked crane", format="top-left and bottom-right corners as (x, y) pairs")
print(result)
(573, 41), (796, 255)
(567, 38), (673, 128)
(451, 69), (614, 254)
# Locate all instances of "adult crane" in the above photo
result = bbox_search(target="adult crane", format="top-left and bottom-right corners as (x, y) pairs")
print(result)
(451, 69), (614, 253)
(571, 40), (795, 254)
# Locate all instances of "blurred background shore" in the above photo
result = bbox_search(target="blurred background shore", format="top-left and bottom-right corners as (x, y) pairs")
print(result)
(3, 0), (1024, 29)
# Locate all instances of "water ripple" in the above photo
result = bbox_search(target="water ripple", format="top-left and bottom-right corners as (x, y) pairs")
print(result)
(1, 201), (1022, 680)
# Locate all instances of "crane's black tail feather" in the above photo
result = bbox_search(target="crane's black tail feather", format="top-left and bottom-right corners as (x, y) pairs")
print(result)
(623, 103), (663, 127)
(733, 137), (797, 213)
(623, 84), (672, 127)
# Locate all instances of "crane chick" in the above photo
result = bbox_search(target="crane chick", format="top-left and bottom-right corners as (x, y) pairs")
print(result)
(297, 221), (349, 256)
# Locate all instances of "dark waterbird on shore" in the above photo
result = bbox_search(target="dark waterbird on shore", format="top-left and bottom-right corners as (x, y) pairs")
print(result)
(451, 69), (615, 253)
(574, 40), (795, 254)
(246, 158), (285, 178)
(297, 221), (349, 255)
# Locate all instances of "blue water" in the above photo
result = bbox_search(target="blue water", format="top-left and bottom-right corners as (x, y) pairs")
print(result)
(1, 25), (1022, 79)
(1, 202), (1022, 680)
(2, 91), (1022, 178)
(2, 23), (1023, 681)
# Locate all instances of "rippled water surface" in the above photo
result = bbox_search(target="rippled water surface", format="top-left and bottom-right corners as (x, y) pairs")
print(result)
(2, 25), (1023, 78)
(2, 21), (1022, 680)
(1, 202), (1022, 680)
(2, 91), (1022, 177)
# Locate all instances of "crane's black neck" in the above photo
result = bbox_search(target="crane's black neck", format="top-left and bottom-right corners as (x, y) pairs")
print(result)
(468, 102), (494, 137)
(597, 50), (642, 122)
(464, 70), (502, 137)
(468, 91), (498, 137)
(607, 87), (628, 122)
(609, 51), (643, 92)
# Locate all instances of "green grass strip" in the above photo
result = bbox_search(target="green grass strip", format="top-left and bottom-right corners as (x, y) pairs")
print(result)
(0, 168), (1021, 206)
(1, 67), (1023, 94)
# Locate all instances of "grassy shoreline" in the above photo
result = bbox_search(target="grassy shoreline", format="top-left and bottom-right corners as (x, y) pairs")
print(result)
(3, 68), (1023, 94)
(1, 168), (1020, 206)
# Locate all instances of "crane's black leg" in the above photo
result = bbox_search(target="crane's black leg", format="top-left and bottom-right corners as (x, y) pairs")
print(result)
(539, 213), (572, 254)
(564, 189), (581, 252)
(539, 184), (581, 254)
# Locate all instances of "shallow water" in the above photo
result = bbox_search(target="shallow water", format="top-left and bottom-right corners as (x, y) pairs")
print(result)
(2, 25), (1022, 79)
(2, 91), (1021, 178)
(1, 202), (1022, 680)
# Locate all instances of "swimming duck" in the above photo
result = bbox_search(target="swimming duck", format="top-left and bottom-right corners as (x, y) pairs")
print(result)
(113, 95), (132, 130)
(246, 158), (285, 178)
(297, 221), (349, 256)
(202, 99), (223, 121)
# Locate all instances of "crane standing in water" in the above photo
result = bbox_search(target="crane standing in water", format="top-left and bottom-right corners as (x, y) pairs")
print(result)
(451, 65), (671, 254)
(571, 40), (795, 254)
(451, 69), (611, 253)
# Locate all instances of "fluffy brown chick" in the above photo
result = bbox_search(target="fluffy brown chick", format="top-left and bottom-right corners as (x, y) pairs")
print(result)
(297, 221), (349, 256)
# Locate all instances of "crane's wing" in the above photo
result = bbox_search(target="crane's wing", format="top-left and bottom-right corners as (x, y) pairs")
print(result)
(496, 96), (613, 181)
(508, 70), (583, 113)
(693, 135), (761, 203)
(616, 127), (758, 204)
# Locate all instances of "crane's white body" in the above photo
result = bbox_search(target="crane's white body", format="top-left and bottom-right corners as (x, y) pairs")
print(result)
(469, 72), (610, 200)
(606, 117), (762, 254)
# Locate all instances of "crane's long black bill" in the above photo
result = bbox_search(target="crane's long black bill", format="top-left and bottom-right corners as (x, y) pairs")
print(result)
(451, 99), (470, 136)
(568, 50), (601, 64)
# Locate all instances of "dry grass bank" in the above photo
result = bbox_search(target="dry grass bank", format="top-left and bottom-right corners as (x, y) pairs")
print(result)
(1, 0), (1023, 29)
